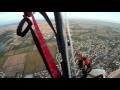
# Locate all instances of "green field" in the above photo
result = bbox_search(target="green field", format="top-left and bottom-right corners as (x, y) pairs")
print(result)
(48, 45), (57, 58)
(33, 45), (37, 51)
(0, 57), (8, 68)
(23, 45), (57, 74)
(23, 51), (46, 74)
(80, 47), (88, 51)
(25, 45), (34, 52)
(3, 50), (15, 56)
(3, 45), (12, 52)
(14, 47), (26, 55)
(0, 53), (4, 57)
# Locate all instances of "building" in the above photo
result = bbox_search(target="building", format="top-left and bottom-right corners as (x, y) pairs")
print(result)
(0, 72), (5, 78)
(24, 74), (34, 78)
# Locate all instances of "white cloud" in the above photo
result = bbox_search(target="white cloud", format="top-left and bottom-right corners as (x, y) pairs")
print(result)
(66, 12), (120, 23)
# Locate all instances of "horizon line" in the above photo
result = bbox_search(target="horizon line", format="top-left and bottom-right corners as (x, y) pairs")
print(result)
(0, 18), (120, 27)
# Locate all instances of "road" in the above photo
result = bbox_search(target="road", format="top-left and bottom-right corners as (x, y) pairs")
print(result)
(108, 68), (120, 78)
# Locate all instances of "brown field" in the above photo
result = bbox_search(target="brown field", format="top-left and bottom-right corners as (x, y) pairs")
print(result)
(3, 45), (12, 52)
(2, 53), (26, 77)
(32, 22), (53, 34)
(48, 45), (57, 58)
(33, 45), (37, 51)
(3, 53), (26, 68)
(4, 64), (24, 77)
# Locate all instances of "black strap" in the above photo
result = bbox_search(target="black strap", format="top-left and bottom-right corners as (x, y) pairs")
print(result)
(17, 18), (32, 37)
(54, 12), (70, 78)
(39, 12), (61, 54)
(39, 12), (57, 36)
(17, 18), (54, 78)
(21, 12), (69, 78)
(39, 12), (68, 77)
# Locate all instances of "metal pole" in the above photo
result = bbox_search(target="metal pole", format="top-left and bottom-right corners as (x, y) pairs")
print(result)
(54, 12), (71, 78)
(64, 13), (77, 77)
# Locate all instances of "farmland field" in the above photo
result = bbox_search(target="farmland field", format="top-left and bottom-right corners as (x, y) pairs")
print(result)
(2, 53), (26, 77)
(0, 57), (8, 68)
(14, 47), (25, 55)
(4, 64), (24, 77)
(3, 45), (12, 52)
(0, 27), (57, 77)
(25, 45), (34, 52)
(24, 51), (46, 74)
(3, 53), (26, 68)
(33, 45), (37, 51)
(0, 21), (60, 78)
(3, 50), (15, 56)
(48, 45), (57, 58)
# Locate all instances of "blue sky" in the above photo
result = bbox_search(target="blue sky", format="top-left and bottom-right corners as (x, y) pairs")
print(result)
(0, 12), (120, 26)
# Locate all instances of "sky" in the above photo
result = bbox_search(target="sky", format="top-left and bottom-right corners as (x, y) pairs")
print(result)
(0, 12), (120, 26)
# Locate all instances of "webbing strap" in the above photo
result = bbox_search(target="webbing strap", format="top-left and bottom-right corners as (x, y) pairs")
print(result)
(30, 12), (61, 78)
(39, 12), (69, 78)
(17, 13), (61, 78)
(39, 12), (62, 56)
(39, 12), (57, 36)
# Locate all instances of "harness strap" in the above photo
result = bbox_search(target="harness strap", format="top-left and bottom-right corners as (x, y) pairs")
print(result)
(17, 13), (62, 78)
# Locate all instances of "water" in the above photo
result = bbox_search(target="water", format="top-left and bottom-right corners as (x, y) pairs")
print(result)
(0, 45), (5, 53)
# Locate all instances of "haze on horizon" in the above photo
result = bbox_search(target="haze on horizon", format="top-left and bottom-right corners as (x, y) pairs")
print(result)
(0, 12), (120, 26)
